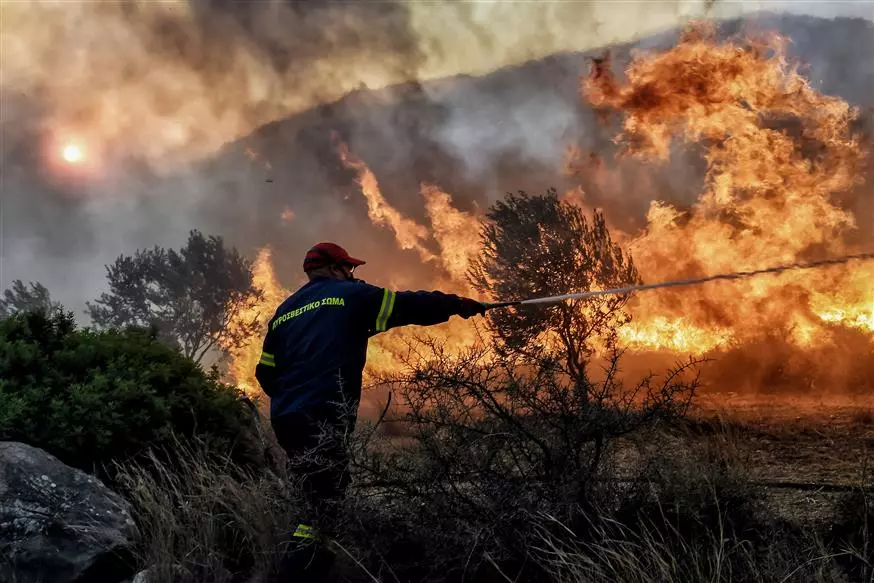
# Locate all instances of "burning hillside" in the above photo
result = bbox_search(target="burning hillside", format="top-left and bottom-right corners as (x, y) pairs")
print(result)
(228, 24), (873, 403)
(583, 25), (872, 351)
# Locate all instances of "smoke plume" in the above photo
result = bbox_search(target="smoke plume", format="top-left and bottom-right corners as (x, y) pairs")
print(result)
(1, 1), (871, 385)
(1, 0), (734, 307)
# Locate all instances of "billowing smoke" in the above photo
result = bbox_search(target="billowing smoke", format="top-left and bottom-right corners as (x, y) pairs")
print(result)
(0, 0), (430, 313)
(1, 0), (734, 170)
(0, 0), (871, 337)
(0, 0), (715, 308)
(1, 0), (429, 167)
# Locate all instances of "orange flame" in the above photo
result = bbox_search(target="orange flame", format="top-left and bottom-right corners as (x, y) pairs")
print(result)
(228, 24), (873, 406)
(223, 247), (290, 397)
(226, 163), (482, 399)
(583, 25), (872, 354)
(336, 140), (435, 263)
(420, 183), (483, 296)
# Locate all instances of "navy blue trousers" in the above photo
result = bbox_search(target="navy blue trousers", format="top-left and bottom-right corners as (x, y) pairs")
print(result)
(270, 408), (354, 582)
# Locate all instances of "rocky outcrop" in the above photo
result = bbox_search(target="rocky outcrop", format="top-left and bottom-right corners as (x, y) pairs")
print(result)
(0, 442), (136, 583)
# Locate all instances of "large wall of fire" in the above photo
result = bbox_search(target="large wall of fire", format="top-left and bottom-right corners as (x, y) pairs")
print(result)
(2, 4), (871, 406)
(226, 25), (874, 409)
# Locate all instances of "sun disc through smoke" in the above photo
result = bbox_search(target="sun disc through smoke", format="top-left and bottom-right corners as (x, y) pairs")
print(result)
(62, 143), (85, 164)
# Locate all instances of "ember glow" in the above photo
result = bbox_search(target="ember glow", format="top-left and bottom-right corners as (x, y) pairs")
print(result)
(228, 25), (873, 401)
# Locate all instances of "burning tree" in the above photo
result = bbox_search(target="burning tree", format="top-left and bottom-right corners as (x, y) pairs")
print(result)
(469, 188), (641, 386)
(87, 230), (264, 364)
(579, 24), (873, 361)
(337, 190), (699, 581)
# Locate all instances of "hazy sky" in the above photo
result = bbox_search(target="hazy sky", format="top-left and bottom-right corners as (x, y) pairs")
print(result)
(1, 0), (872, 316)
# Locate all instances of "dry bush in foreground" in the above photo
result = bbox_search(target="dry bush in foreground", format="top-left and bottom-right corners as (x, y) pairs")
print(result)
(527, 509), (846, 583)
(329, 332), (702, 581)
(116, 338), (868, 582)
(116, 435), (297, 583)
(118, 421), (866, 583)
(829, 488), (874, 581)
(603, 427), (848, 583)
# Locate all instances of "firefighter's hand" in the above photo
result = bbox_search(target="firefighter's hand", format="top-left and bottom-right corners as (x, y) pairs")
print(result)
(458, 297), (488, 319)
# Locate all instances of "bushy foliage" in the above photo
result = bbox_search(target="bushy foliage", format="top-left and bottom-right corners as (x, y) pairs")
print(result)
(0, 310), (257, 478)
(87, 229), (263, 363)
(0, 279), (61, 318)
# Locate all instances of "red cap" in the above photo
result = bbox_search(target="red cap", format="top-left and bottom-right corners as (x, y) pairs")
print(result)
(303, 242), (366, 272)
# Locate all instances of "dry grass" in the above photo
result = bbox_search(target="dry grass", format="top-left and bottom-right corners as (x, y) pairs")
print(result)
(527, 512), (849, 583)
(114, 415), (873, 583)
(116, 435), (298, 583)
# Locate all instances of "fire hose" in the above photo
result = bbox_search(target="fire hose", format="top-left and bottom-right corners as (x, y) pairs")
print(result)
(484, 251), (874, 310)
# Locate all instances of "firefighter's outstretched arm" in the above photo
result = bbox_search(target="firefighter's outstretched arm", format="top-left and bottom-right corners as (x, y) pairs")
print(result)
(365, 286), (486, 334)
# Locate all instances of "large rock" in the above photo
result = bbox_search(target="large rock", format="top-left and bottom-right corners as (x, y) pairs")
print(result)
(0, 442), (136, 583)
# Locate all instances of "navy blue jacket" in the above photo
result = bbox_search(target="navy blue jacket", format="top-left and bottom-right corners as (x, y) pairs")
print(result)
(254, 277), (469, 419)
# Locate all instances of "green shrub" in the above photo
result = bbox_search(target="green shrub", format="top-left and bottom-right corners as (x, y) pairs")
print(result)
(0, 310), (257, 478)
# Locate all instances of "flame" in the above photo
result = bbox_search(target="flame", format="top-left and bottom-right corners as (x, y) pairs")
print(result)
(420, 184), (483, 296)
(335, 140), (485, 296)
(244, 145), (273, 171)
(228, 24), (873, 405)
(223, 247), (290, 396)
(582, 24), (872, 355)
(619, 317), (734, 354)
(336, 139), (435, 263)
(226, 247), (479, 395)
(226, 161), (482, 397)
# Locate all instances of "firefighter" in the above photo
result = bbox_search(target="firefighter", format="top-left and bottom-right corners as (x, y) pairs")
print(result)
(254, 241), (487, 581)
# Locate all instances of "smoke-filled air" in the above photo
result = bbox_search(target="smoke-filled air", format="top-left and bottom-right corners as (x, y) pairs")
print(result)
(5, 3), (874, 582)
(227, 21), (874, 407)
(2, 1), (873, 411)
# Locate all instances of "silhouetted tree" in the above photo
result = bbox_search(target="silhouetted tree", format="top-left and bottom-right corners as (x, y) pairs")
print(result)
(469, 188), (641, 385)
(0, 280), (61, 318)
(87, 230), (264, 363)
